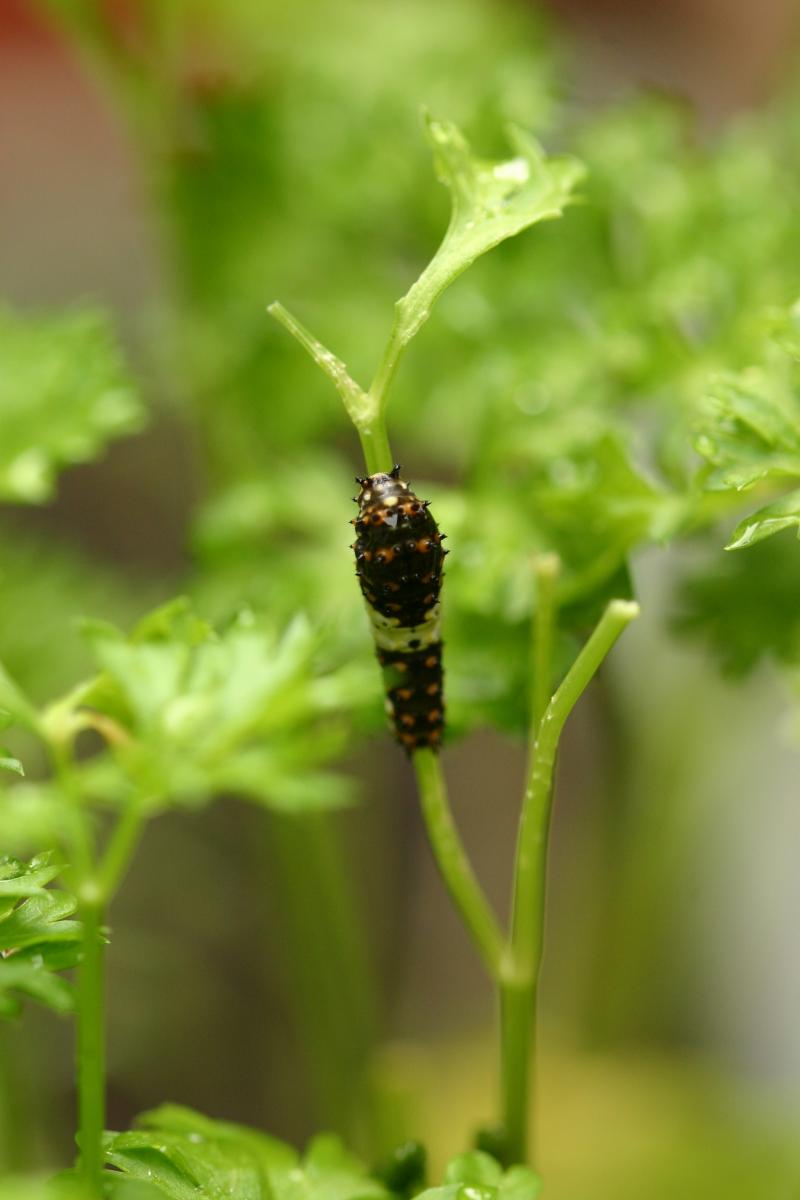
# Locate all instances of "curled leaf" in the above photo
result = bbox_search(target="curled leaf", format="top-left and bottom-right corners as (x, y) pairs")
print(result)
(393, 117), (585, 353)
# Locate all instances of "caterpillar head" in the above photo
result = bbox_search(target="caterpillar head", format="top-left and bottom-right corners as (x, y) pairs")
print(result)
(356, 466), (409, 508)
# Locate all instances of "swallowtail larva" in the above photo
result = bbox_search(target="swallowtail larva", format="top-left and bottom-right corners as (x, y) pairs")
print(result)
(351, 466), (446, 752)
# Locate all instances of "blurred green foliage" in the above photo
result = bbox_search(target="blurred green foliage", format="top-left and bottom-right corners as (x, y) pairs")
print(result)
(433, 1150), (541, 1200)
(675, 535), (800, 674)
(0, 308), (144, 505)
(71, 601), (362, 812)
(0, 597), (365, 842)
(104, 1104), (390, 1200)
(4, 0), (800, 1190)
(693, 306), (800, 548)
(0, 530), (156, 706)
(19, 0), (800, 730)
(102, 1104), (543, 1200)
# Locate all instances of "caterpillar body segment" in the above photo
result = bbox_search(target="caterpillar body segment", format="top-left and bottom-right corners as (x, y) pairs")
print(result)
(352, 467), (446, 752)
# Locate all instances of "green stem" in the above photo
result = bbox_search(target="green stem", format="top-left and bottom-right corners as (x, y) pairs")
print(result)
(367, 311), (405, 419)
(76, 892), (106, 1193)
(358, 422), (394, 476)
(503, 599), (639, 1162)
(499, 978), (534, 1167)
(97, 798), (148, 903)
(413, 748), (505, 977)
(50, 745), (94, 892)
(48, 741), (109, 1188)
(512, 599), (639, 972)
(267, 301), (396, 476)
(496, 554), (560, 1167)
(530, 555), (560, 742)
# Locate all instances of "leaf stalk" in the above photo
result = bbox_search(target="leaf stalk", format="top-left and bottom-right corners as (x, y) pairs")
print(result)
(502, 598), (639, 1163)
(413, 749), (505, 977)
(76, 892), (106, 1194)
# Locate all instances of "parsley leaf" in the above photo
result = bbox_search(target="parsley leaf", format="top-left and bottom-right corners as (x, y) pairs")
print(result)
(62, 600), (357, 813)
(394, 117), (584, 348)
(0, 853), (81, 1019)
(104, 1105), (386, 1200)
(693, 308), (800, 549)
(0, 307), (145, 503)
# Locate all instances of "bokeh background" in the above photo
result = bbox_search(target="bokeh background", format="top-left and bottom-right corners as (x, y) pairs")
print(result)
(2, 1), (800, 1197)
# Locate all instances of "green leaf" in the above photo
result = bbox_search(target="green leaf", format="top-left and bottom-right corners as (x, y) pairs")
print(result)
(692, 323), (800, 549)
(0, 750), (24, 777)
(674, 534), (800, 675)
(137, 1105), (297, 1174)
(438, 427), (680, 735)
(394, 118), (584, 350)
(0, 307), (146, 504)
(128, 597), (214, 648)
(0, 852), (60, 894)
(488, 1167), (542, 1200)
(725, 486), (800, 549)
(275, 1134), (386, 1200)
(269, 117), (583, 436)
(0, 953), (76, 1018)
(104, 1108), (387, 1200)
(0, 662), (41, 734)
(695, 366), (800, 493)
(104, 1104), (297, 1200)
(104, 1181), (167, 1200)
(62, 602), (356, 813)
(444, 1152), (503, 1187)
(0, 889), (79, 950)
(0, 854), (81, 1019)
(105, 1133), (227, 1200)
(413, 1153), (541, 1200)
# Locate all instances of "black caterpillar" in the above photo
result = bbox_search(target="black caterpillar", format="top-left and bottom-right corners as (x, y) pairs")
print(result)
(351, 466), (446, 753)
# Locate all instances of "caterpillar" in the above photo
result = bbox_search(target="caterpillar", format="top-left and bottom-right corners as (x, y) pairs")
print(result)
(351, 466), (447, 753)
